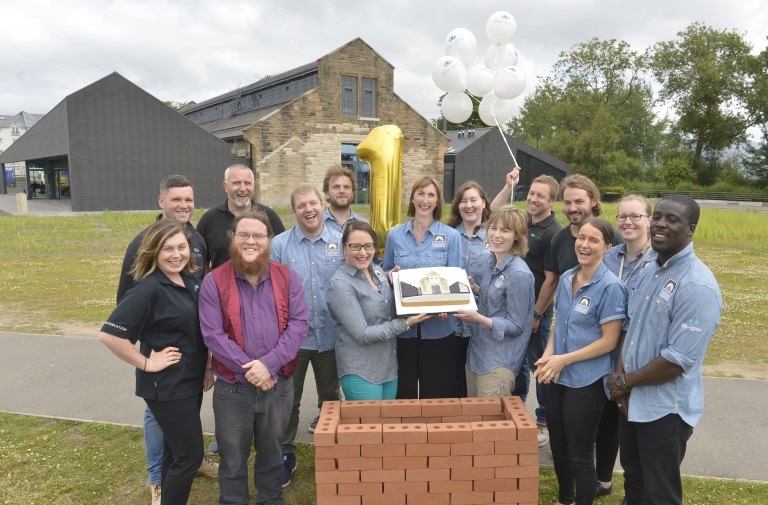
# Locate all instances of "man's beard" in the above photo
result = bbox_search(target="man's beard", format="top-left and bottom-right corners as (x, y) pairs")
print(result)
(229, 242), (269, 279)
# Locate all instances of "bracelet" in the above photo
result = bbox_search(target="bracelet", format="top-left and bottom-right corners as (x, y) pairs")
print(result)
(533, 311), (544, 321)
(205, 364), (212, 370)
(143, 356), (148, 371)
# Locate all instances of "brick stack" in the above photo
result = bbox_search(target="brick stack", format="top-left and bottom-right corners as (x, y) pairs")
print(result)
(313, 396), (538, 505)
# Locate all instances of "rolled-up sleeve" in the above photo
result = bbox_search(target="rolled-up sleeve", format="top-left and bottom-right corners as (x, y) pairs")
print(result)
(490, 270), (534, 342)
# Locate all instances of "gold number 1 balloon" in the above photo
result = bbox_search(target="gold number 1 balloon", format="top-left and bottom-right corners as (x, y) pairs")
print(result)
(357, 125), (403, 257)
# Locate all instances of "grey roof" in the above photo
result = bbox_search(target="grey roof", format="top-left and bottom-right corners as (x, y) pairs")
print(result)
(0, 111), (44, 129)
(445, 127), (569, 170)
(444, 128), (495, 153)
(0, 101), (69, 163)
(194, 104), (285, 140)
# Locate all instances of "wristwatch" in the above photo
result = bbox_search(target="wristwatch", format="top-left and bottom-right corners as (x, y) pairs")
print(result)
(533, 311), (544, 321)
(617, 373), (631, 393)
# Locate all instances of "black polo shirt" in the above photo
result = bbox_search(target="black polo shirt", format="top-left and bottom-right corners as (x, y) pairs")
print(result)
(524, 212), (562, 299)
(196, 199), (285, 269)
(102, 269), (206, 401)
(547, 224), (623, 275)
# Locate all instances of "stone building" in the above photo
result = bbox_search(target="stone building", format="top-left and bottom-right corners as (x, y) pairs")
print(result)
(182, 38), (449, 206)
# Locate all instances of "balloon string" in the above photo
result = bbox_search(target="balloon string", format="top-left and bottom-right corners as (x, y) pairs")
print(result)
(489, 48), (519, 169)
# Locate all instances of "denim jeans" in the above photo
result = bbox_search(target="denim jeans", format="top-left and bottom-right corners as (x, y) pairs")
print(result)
(282, 349), (340, 455)
(214, 378), (294, 505)
(512, 356), (530, 402)
(143, 405), (164, 485)
(340, 374), (398, 400)
(620, 413), (693, 505)
(527, 313), (552, 425)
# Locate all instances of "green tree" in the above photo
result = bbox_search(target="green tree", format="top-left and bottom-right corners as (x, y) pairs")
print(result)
(743, 127), (768, 188)
(651, 23), (755, 185)
(163, 100), (195, 111)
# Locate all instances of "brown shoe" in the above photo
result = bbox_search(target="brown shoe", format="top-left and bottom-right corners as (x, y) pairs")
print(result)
(196, 455), (219, 478)
(150, 484), (161, 505)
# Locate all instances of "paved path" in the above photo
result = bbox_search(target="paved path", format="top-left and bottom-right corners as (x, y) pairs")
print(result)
(1, 331), (766, 482)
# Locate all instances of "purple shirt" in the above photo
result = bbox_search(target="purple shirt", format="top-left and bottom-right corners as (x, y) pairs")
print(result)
(199, 267), (309, 384)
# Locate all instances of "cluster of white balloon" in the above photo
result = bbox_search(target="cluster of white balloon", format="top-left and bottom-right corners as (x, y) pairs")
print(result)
(432, 11), (525, 127)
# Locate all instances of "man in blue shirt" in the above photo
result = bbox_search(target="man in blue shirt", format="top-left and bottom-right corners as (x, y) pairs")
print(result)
(322, 164), (368, 234)
(608, 195), (722, 505)
(270, 184), (343, 487)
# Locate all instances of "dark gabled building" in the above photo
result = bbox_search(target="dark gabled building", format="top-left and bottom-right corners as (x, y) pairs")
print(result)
(444, 127), (571, 202)
(0, 72), (235, 211)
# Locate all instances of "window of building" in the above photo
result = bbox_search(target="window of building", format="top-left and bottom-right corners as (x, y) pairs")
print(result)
(342, 76), (357, 116)
(361, 78), (377, 118)
(11, 126), (20, 136)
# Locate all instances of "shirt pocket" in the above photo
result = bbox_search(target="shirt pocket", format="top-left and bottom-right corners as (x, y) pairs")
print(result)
(424, 250), (447, 264)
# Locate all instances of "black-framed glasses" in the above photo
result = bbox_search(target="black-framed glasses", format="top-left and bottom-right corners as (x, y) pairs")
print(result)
(346, 243), (375, 251)
(617, 214), (648, 222)
(234, 231), (268, 241)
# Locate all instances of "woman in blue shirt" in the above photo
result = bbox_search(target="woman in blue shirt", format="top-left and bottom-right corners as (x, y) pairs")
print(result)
(456, 206), (535, 398)
(534, 217), (627, 505)
(383, 176), (462, 399)
(327, 221), (429, 400)
(446, 180), (492, 397)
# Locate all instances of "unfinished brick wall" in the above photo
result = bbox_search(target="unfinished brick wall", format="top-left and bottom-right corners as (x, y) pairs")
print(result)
(313, 396), (538, 505)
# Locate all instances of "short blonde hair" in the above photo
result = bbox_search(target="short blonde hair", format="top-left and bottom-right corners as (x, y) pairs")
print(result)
(486, 206), (529, 257)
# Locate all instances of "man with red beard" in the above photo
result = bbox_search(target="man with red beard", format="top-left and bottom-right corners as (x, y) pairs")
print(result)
(199, 211), (308, 505)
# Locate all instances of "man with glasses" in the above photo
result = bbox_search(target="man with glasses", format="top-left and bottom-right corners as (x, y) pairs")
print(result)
(270, 184), (344, 487)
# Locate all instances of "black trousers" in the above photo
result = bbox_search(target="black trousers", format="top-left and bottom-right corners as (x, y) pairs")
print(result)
(396, 329), (457, 399)
(595, 399), (620, 482)
(146, 391), (204, 505)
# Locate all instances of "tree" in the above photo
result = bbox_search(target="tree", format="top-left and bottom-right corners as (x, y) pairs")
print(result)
(508, 38), (663, 186)
(651, 23), (755, 185)
(743, 127), (768, 188)
(163, 100), (195, 111)
(433, 94), (486, 131)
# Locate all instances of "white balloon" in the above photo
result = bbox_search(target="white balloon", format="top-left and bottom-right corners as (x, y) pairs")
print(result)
(466, 64), (495, 97)
(494, 66), (526, 100)
(485, 43), (518, 71)
(478, 95), (513, 127)
(431, 56), (467, 93)
(441, 92), (473, 124)
(445, 28), (477, 66)
(486, 11), (517, 45)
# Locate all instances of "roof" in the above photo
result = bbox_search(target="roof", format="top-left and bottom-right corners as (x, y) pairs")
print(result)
(444, 128), (495, 153)
(0, 111), (44, 129)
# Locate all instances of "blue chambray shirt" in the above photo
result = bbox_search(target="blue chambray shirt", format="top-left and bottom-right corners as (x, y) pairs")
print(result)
(382, 219), (462, 339)
(326, 262), (407, 384)
(602, 243), (657, 292)
(270, 224), (343, 352)
(552, 262), (627, 388)
(322, 208), (369, 235)
(455, 222), (492, 338)
(467, 254), (535, 376)
(622, 243), (722, 427)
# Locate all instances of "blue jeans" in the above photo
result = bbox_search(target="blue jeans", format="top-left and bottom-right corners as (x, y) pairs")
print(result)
(340, 374), (398, 400)
(214, 378), (294, 505)
(512, 356), (530, 402)
(620, 413), (693, 505)
(527, 313), (552, 425)
(144, 406), (164, 485)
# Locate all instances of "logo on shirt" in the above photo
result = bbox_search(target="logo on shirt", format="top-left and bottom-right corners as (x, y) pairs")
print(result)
(680, 318), (703, 333)
(326, 242), (341, 257)
(574, 296), (591, 314)
(484, 241), (491, 249)
(432, 234), (446, 248)
(103, 321), (127, 332)
(494, 273), (505, 288)
(660, 278), (677, 301)
(374, 267), (385, 280)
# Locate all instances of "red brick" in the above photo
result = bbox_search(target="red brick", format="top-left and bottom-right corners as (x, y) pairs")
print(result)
(320, 400), (341, 418)
(383, 456), (427, 470)
(361, 443), (405, 458)
(440, 415), (483, 423)
(339, 417), (362, 424)
(494, 440), (538, 455)
(517, 477), (538, 491)
(473, 478), (518, 492)
(494, 490), (538, 503)
(450, 491), (493, 505)
(427, 455), (472, 469)
(406, 493), (449, 505)
(402, 416), (442, 423)
(428, 479), (472, 494)
(385, 481), (428, 495)
(474, 454), (519, 468)
(315, 458), (337, 471)
(420, 398), (462, 417)
(406, 443), (450, 457)
(518, 453), (538, 466)
(481, 414), (506, 421)
(450, 467), (494, 481)
(512, 417), (537, 442)
(405, 468), (450, 482)
(426, 423), (473, 443)
(382, 423), (428, 444)
(470, 420), (516, 442)
(499, 395), (525, 416)
(341, 400), (382, 419)
(337, 424), (383, 445)
(360, 417), (386, 424)
(316, 444), (360, 459)
(380, 399), (421, 418)
(316, 482), (337, 496)
(363, 495), (405, 505)
(337, 482), (383, 496)
(495, 465), (539, 478)
(313, 416), (339, 446)
(317, 496), (360, 505)
(459, 396), (502, 416)
(316, 470), (360, 483)
(337, 457), (383, 471)
(450, 441), (494, 456)
(360, 468), (405, 483)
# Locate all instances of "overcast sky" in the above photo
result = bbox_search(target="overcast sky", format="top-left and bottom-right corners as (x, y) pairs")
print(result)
(3, 0), (766, 122)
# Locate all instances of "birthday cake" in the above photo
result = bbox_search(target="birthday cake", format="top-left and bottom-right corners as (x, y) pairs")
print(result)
(392, 267), (474, 314)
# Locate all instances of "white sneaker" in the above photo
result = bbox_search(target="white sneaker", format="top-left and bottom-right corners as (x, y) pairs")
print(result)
(196, 455), (219, 478)
(150, 484), (161, 505)
(537, 424), (549, 447)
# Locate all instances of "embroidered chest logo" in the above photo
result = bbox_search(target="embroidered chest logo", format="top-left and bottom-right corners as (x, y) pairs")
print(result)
(432, 234), (446, 248)
(574, 296), (591, 314)
(326, 242), (340, 257)
(494, 273), (505, 288)
(660, 278), (677, 301)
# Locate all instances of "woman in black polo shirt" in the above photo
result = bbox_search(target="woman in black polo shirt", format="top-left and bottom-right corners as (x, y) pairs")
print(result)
(99, 219), (212, 505)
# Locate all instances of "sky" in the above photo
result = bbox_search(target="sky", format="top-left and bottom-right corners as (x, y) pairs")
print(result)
(3, 0), (767, 122)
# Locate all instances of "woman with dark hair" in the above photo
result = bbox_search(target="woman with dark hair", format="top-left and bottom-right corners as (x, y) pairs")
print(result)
(99, 219), (211, 505)
(534, 217), (627, 505)
(327, 221), (429, 400)
(383, 176), (462, 399)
